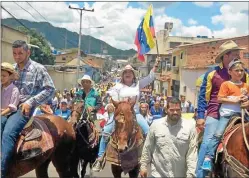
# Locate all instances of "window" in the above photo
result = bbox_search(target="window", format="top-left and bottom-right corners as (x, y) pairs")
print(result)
(180, 52), (184, 59)
(169, 42), (181, 48)
(243, 52), (249, 59)
(62, 57), (66, 61)
(172, 56), (176, 66)
(183, 86), (187, 92)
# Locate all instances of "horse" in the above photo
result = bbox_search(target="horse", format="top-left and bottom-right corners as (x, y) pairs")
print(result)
(211, 109), (249, 178)
(5, 113), (76, 178)
(69, 101), (100, 178)
(105, 99), (144, 178)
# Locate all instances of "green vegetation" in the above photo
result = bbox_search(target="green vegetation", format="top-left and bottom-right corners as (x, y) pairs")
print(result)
(16, 26), (55, 65)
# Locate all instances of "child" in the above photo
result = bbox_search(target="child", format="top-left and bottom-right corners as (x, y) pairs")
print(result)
(1, 62), (20, 117)
(202, 59), (249, 171)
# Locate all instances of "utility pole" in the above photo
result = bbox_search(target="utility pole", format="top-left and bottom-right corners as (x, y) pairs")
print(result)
(69, 5), (94, 86)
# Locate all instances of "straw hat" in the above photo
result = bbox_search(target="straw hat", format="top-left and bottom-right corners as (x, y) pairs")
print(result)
(120, 64), (139, 77)
(1, 62), (18, 79)
(215, 40), (245, 63)
(77, 74), (94, 86)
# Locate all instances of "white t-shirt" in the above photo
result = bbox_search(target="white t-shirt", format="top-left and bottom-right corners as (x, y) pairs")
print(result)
(219, 96), (241, 117)
(181, 101), (189, 113)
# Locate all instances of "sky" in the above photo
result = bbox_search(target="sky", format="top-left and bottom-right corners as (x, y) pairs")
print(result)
(2, 1), (249, 51)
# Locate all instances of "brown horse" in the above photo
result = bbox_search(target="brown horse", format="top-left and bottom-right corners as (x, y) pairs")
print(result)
(214, 113), (249, 178)
(105, 100), (144, 178)
(68, 101), (100, 178)
(6, 113), (76, 178)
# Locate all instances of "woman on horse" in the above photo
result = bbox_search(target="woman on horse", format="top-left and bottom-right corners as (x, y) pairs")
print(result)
(77, 74), (102, 119)
(92, 58), (160, 172)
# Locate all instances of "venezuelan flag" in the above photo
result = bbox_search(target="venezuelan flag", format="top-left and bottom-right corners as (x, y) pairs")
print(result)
(134, 5), (155, 62)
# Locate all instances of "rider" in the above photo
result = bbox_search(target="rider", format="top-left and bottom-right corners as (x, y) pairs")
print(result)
(196, 40), (249, 178)
(92, 59), (160, 172)
(77, 74), (102, 119)
(1, 40), (55, 178)
(202, 59), (249, 171)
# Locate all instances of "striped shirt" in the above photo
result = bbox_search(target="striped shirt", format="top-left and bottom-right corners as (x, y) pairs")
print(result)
(13, 59), (55, 109)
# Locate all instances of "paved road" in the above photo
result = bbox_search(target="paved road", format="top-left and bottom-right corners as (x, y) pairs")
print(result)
(22, 162), (146, 177)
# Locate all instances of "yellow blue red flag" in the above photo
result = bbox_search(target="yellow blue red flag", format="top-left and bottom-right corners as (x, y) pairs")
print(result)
(134, 5), (155, 62)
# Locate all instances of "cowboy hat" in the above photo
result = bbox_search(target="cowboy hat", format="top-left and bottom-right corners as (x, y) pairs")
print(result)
(119, 64), (139, 77)
(1, 62), (19, 79)
(215, 40), (245, 63)
(77, 74), (94, 86)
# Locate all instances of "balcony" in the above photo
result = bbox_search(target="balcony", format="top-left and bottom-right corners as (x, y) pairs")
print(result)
(172, 66), (179, 74)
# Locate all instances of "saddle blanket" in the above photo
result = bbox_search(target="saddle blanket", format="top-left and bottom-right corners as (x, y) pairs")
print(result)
(15, 118), (54, 160)
(217, 125), (241, 153)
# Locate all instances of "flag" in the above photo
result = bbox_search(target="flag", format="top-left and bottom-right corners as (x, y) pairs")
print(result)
(134, 5), (155, 62)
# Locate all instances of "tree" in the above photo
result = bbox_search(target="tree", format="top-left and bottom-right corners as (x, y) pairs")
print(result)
(16, 26), (55, 65)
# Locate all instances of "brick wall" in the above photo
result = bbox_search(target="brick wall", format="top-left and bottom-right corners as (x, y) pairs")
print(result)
(184, 36), (249, 68)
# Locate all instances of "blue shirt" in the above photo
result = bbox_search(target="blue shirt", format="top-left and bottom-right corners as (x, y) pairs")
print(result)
(136, 114), (149, 135)
(55, 109), (71, 121)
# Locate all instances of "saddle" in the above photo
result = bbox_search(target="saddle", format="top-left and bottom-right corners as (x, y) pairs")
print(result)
(215, 116), (242, 161)
(15, 117), (54, 161)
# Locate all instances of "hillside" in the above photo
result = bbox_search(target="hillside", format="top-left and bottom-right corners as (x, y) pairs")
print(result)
(2, 18), (136, 59)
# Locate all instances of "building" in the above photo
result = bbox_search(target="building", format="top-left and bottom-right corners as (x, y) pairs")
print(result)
(53, 49), (86, 65)
(1, 25), (30, 63)
(169, 35), (249, 106)
(144, 23), (219, 94)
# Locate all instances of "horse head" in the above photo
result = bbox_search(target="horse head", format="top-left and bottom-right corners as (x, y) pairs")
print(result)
(69, 101), (97, 149)
(112, 98), (136, 152)
(68, 101), (84, 126)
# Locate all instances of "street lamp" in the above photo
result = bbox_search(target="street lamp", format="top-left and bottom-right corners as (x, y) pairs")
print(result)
(85, 26), (104, 54)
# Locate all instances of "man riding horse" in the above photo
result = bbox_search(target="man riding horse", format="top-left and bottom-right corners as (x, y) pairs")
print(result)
(1, 40), (55, 178)
(92, 59), (160, 172)
(196, 40), (249, 178)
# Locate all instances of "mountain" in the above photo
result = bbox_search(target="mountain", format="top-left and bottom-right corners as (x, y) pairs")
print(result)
(2, 18), (136, 59)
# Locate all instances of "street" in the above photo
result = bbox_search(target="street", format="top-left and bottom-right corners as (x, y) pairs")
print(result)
(22, 161), (151, 177)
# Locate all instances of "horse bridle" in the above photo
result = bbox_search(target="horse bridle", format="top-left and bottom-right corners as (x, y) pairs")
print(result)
(222, 109), (249, 177)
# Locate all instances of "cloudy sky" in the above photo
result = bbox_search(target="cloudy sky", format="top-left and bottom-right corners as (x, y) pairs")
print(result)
(2, 1), (249, 51)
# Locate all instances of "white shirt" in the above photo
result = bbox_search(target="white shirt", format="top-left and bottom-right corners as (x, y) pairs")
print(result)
(107, 70), (155, 113)
(140, 117), (198, 178)
(181, 101), (189, 113)
(219, 96), (241, 117)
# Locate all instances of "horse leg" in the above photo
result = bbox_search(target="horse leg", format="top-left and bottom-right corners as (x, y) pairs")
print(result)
(35, 158), (51, 178)
(111, 164), (122, 178)
(128, 164), (140, 178)
(81, 160), (88, 178)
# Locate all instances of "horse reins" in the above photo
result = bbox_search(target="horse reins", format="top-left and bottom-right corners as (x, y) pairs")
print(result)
(222, 109), (249, 177)
(241, 108), (249, 151)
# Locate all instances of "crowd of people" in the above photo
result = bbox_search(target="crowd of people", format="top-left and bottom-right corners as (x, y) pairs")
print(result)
(1, 39), (249, 178)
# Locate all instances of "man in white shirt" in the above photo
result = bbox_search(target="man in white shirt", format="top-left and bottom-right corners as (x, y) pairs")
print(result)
(180, 95), (190, 113)
(140, 97), (198, 178)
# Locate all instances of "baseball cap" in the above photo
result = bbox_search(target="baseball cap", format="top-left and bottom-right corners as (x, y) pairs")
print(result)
(228, 58), (244, 70)
(60, 99), (68, 104)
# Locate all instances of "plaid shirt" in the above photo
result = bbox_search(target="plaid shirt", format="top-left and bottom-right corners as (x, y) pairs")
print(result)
(14, 59), (55, 109)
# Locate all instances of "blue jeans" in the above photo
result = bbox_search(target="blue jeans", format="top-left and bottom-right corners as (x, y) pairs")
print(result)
(1, 109), (30, 178)
(97, 114), (149, 158)
(205, 114), (238, 159)
(196, 116), (219, 178)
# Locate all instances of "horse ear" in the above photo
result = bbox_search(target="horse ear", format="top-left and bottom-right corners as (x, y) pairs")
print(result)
(111, 97), (118, 108)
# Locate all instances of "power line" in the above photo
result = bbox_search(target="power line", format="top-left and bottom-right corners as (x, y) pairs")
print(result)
(26, 2), (49, 22)
(14, 2), (38, 21)
(1, 5), (30, 32)
(25, 1), (78, 47)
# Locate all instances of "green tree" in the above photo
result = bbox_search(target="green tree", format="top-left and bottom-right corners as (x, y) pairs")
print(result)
(16, 26), (55, 65)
